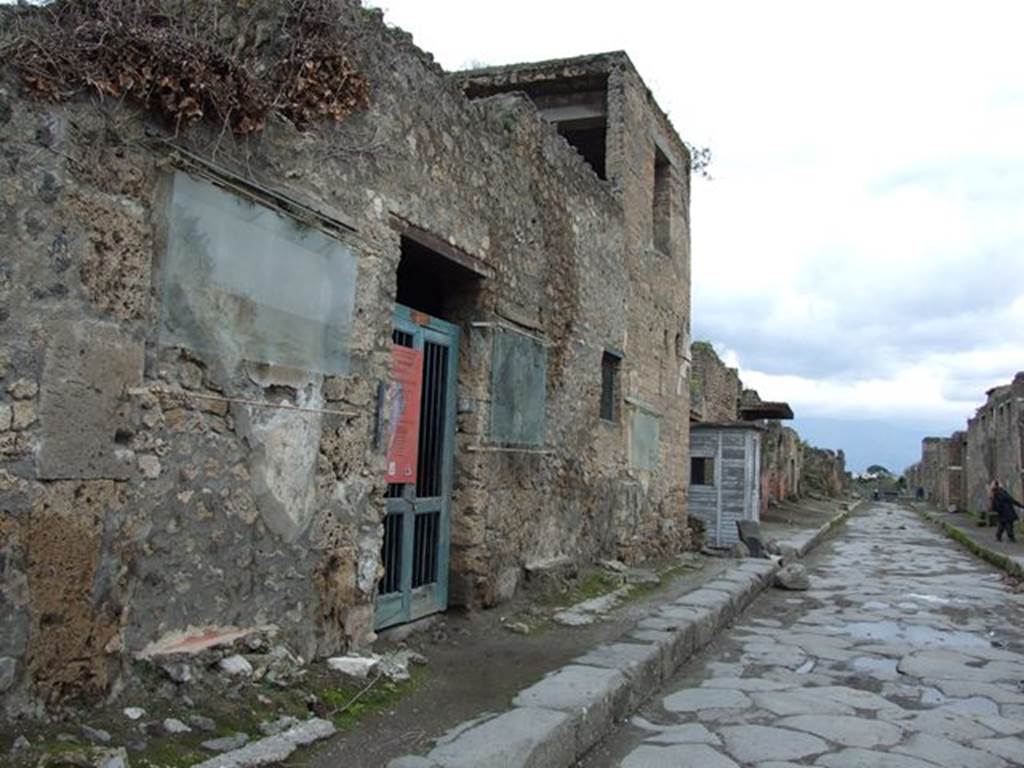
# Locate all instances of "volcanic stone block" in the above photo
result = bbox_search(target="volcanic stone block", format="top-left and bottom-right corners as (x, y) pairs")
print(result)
(512, 665), (630, 756)
(427, 708), (575, 768)
(37, 321), (143, 479)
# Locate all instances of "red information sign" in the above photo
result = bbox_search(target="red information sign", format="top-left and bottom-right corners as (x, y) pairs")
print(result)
(385, 345), (424, 484)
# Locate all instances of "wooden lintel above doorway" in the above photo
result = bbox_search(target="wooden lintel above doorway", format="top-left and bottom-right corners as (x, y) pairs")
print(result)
(389, 215), (495, 280)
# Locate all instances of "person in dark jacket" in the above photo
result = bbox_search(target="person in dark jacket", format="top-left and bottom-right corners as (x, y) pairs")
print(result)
(990, 481), (1024, 543)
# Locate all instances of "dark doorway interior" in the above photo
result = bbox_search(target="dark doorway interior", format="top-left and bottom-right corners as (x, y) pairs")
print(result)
(559, 123), (607, 179)
(396, 235), (484, 320)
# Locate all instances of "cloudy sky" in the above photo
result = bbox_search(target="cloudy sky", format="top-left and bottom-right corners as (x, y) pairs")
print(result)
(367, 0), (1023, 471)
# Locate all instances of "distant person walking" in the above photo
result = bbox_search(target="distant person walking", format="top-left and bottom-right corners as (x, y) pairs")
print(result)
(990, 481), (1024, 543)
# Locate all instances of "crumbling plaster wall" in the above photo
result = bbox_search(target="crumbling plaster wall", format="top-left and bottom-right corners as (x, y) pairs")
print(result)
(945, 430), (967, 511)
(607, 56), (692, 565)
(687, 342), (847, 512)
(689, 342), (741, 423)
(0, 93), (380, 707)
(760, 422), (803, 513)
(0, 0), (694, 705)
(451, 52), (694, 593)
(920, 437), (949, 506)
(802, 446), (847, 498)
(965, 374), (1024, 515)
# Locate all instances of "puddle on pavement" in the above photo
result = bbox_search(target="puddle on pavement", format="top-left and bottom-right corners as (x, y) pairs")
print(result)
(907, 593), (956, 605)
(849, 656), (899, 677)
(840, 620), (990, 649)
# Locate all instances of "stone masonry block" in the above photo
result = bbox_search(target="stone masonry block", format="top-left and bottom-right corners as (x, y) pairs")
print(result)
(573, 642), (664, 709)
(427, 707), (575, 768)
(703, 578), (750, 610)
(714, 571), (761, 604)
(736, 559), (780, 587)
(676, 587), (733, 611)
(628, 630), (679, 681)
(673, 604), (718, 647)
(512, 665), (630, 757)
(38, 320), (143, 479)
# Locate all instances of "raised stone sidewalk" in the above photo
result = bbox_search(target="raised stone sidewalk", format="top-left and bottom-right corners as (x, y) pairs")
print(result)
(913, 502), (1024, 578)
(386, 503), (857, 768)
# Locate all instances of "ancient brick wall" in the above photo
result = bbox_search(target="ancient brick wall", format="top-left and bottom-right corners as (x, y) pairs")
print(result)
(946, 430), (968, 511)
(0, 1), (693, 706)
(759, 423), (802, 514)
(920, 437), (949, 505)
(965, 373), (1024, 514)
(686, 342), (846, 512)
(689, 342), (741, 423)
(802, 446), (848, 497)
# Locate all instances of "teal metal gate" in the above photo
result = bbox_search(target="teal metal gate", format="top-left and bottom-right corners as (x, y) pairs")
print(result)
(375, 306), (458, 630)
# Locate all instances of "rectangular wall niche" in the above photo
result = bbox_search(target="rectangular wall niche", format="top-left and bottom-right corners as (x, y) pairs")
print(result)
(160, 172), (358, 374)
(629, 407), (660, 471)
(489, 327), (547, 446)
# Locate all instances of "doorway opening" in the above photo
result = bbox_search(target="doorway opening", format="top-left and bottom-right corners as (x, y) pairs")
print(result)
(377, 229), (486, 630)
(396, 234), (484, 321)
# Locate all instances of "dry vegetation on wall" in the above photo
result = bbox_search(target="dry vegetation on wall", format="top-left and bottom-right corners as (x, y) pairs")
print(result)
(2, 0), (370, 135)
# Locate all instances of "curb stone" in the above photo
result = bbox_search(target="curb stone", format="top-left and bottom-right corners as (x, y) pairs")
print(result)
(913, 506), (1024, 579)
(387, 502), (859, 768)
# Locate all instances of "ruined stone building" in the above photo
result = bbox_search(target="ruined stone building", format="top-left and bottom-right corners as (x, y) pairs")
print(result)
(687, 342), (846, 537)
(908, 373), (1023, 515)
(0, 1), (696, 706)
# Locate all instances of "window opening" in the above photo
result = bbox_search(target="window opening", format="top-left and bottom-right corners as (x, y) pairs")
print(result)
(558, 123), (607, 179)
(691, 456), (715, 486)
(653, 147), (672, 254)
(462, 77), (609, 180)
(396, 235), (482, 320)
(600, 351), (620, 421)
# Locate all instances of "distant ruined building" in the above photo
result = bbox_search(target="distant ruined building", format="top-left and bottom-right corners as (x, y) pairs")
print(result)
(906, 373), (1024, 514)
(687, 343), (848, 546)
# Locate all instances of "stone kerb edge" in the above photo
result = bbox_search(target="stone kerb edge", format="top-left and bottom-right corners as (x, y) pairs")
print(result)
(915, 507), (1024, 579)
(388, 504), (854, 768)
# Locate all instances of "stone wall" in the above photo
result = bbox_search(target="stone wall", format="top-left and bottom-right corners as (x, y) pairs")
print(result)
(946, 431), (967, 511)
(0, 1), (692, 708)
(689, 342), (741, 423)
(908, 373), (1023, 515)
(965, 374), (1024, 514)
(759, 422), (802, 513)
(920, 437), (949, 506)
(803, 446), (847, 497)
(686, 342), (847, 513)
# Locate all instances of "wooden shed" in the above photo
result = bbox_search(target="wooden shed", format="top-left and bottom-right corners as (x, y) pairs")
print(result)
(689, 423), (763, 548)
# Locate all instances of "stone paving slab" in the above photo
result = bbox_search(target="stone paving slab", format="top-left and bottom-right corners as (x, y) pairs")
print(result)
(387, 502), (857, 768)
(621, 743), (739, 768)
(581, 502), (1024, 768)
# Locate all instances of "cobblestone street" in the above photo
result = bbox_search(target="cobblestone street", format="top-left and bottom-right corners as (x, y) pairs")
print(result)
(582, 503), (1024, 767)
